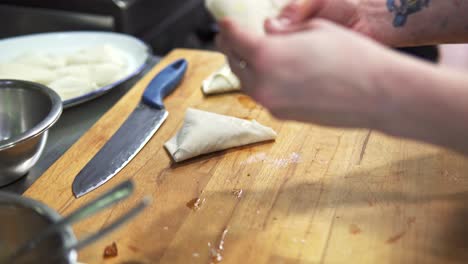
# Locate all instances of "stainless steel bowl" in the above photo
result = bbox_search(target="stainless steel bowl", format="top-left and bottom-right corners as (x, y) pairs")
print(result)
(0, 80), (62, 186)
(0, 192), (77, 263)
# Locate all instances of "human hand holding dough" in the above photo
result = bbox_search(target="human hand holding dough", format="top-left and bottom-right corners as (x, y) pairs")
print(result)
(165, 108), (277, 162)
(205, 0), (291, 34)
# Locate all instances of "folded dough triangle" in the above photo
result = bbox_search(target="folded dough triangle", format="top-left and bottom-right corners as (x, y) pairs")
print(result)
(202, 63), (241, 95)
(205, 0), (290, 34)
(165, 108), (277, 162)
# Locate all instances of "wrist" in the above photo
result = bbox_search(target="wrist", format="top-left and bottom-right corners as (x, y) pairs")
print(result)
(375, 50), (468, 153)
(362, 3), (425, 47)
(363, 0), (468, 47)
(370, 49), (433, 138)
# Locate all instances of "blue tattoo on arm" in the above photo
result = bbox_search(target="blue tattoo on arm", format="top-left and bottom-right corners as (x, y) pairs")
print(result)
(387, 0), (431, 27)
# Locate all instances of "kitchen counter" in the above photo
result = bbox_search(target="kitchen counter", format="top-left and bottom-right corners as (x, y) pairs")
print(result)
(1, 56), (160, 194)
(24, 49), (468, 264)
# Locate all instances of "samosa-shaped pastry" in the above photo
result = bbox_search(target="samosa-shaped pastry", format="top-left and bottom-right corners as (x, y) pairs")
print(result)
(165, 108), (277, 162)
(202, 63), (241, 95)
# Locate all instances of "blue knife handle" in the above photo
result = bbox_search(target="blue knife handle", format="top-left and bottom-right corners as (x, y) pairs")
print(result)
(142, 59), (188, 109)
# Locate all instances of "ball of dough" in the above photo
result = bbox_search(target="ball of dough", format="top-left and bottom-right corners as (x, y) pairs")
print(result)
(205, 0), (290, 34)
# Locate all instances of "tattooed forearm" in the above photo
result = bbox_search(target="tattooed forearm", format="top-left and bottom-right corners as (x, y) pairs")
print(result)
(387, 0), (431, 27)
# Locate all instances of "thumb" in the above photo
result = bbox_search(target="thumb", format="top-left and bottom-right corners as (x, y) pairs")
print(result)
(281, 0), (325, 22)
(265, 0), (325, 34)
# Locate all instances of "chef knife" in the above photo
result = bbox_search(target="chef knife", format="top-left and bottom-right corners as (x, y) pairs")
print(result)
(72, 59), (188, 198)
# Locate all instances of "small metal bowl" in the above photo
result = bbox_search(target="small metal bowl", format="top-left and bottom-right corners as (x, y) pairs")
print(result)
(0, 80), (62, 186)
(0, 192), (77, 263)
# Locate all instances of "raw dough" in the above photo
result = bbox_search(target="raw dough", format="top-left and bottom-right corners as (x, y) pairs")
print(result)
(165, 108), (277, 162)
(65, 44), (126, 67)
(89, 63), (126, 87)
(0, 63), (57, 84)
(202, 63), (240, 95)
(14, 52), (66, 69)
(55, 65), (92, 81)
(48, 76), (98, 100)
(0, 44), (128, 100)
(205, 0), (290, 34)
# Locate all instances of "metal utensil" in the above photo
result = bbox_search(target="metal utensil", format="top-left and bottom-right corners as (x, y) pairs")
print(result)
(72, 59), (188, 198)
(0, 80), (62, 186)
(0, 192), (77, 264)
(6, 180), (149, 263)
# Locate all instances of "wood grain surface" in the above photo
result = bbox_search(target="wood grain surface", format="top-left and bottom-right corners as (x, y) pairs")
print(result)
(25, 49), (468, 264)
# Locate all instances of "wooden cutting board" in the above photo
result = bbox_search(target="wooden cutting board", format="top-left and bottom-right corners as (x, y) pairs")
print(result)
(25, 49), (468, 264)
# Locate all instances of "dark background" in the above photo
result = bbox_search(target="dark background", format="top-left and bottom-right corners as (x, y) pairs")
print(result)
(0, 0), (217, 55)
(0, 0), (438, 61)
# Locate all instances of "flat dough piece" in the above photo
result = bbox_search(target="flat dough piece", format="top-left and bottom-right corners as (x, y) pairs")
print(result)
(165, 108), (277, 162)
(202, 63), (240, 95)
(0, 63), (57, 84)
(66, 44), (126, 67)
(14, 52), (66, 69)
(0, 44), (129, 101)
(48, 76), (98, 100)
(205, 0), (290, 34)
(89, 63), (127, 87)
(55, 65), (91, 80)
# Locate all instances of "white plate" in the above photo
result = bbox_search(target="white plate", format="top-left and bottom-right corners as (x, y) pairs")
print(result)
(0, 31), (151, 108)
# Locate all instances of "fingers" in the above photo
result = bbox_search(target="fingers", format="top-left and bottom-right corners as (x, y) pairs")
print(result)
(280, 0), (325, 22)
(215, 32), (255, 95)
(217, 18), (264, 95)
(218, 19), (260, 61)
(265, 18), (296, 34)
(266, 17), (334, 35)
(265, 18), (314, 34)
(279, 0), (325, 24)
(265, 0), (325, 34)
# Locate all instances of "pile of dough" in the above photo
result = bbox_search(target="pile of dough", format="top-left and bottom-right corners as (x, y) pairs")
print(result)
(14, 52), (66, 69)
(165, 108), (277, 162)
(65, 45), (126, 67)
(205, 0), (290, 34)
(0, 63), (57, 84)
(0, 44), (128, 100)
(202, 63), (241, 95)
(48, 77), (98, 99)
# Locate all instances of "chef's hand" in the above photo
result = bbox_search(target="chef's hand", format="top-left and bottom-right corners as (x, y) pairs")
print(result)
(216, 18), (393, 128)
(217, 18), (468, 155)
(269, 0), (372, 36)
(268, 0), (468, 47)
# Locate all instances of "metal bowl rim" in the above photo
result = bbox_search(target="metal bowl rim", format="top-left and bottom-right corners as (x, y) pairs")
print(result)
(0, 191), (78, 262)
(0, 80), (63, 151)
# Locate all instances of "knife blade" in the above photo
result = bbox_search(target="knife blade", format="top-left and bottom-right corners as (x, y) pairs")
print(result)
(72, 59), (188, 198)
